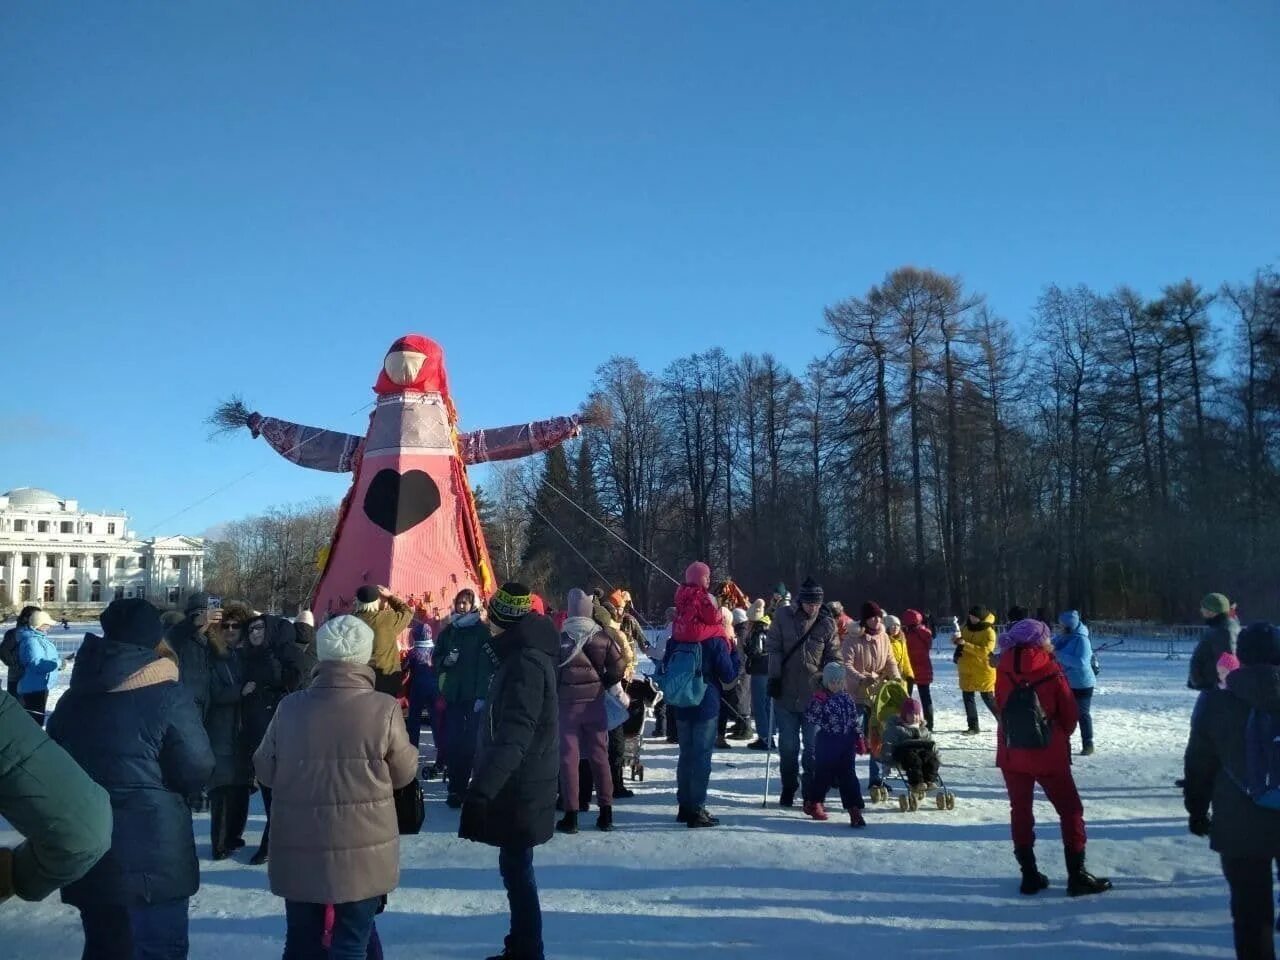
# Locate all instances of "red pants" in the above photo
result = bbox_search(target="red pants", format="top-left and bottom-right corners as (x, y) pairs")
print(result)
(1001, 769), (1086, 852)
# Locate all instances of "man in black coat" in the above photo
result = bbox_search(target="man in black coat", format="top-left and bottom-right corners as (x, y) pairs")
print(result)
(1185, 620), (1280, 959)
(48, 598), (215, 960)
(459, 583), (559, 960)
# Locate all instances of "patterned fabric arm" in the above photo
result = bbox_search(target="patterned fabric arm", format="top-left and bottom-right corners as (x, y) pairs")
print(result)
(247, 413), (364, 473)
(459, 415), (581, 465)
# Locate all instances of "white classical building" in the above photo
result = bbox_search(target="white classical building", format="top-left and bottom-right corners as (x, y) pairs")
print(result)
(0, 487), (204, 612)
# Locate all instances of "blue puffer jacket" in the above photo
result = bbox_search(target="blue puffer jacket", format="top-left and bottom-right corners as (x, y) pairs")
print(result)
(662, 635), (741, 723)
(16, 626), (60, 696)
(1053, 611), (1096, 690)
(46, 634), (214, 907)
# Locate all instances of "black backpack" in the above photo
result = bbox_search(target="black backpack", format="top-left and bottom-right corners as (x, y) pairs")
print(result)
(1002, 654), (1055, 750)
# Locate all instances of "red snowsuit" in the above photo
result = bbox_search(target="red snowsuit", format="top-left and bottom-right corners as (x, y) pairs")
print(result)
(995, 643), (1085, 852)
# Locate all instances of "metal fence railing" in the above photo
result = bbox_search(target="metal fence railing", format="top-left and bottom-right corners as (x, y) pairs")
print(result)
(928, 620), (1206, 658)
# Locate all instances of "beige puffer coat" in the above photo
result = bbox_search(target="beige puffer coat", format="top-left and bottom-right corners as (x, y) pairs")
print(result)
(253, 661), (418, 904)
(840, 626), (902, 705)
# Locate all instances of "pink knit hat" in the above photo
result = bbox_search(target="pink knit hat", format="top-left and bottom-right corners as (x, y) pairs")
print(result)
(900, 698), (924, 723)
(685, 561), (711, 587)
(1217, 652), (1241, 674)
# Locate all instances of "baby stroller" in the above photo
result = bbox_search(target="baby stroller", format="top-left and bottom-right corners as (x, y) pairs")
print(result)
(622, 676), (662, 782)
(864, 678), (909, 803)
(869, 682), (956, 812)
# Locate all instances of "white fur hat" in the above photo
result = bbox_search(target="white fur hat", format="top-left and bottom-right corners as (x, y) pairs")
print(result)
(732, 608), (749, 625)
(295, 610), (315, 627)
(315, 614), (374, 664)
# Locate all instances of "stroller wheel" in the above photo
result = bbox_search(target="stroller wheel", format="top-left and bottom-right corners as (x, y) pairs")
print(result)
(935, 793), (947, 810)
(908, 794), (919, 812)
(945, 792), (956, 810)
(898, 795), (909, 812)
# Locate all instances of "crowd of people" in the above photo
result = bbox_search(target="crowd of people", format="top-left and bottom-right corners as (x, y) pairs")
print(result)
(0, 576), (1275, 959)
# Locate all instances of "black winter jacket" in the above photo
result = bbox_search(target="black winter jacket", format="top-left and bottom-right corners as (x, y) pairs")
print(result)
(206, 648), (251, 790)
(238, 638), (290, 755)
(1185, 663), (1280, 858)
(1188, 615), (1240, 691)
(166, 617), (213, 719)
(47, 635), (214, 907)
(460, 614), (560, 850)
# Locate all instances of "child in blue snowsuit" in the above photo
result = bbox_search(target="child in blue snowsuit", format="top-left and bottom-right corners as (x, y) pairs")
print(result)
(803, 661), (866, 828)
(405, 620), (442, 768)
(1054, 610), (1097, 756)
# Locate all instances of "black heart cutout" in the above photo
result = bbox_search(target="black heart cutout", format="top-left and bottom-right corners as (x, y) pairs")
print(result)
(363, 469), (442, 536)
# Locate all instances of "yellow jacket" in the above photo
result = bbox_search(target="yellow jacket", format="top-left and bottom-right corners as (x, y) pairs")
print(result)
(955, 614), (997, 693)
(888, 631), (915, 682)
(356, 596), (414, 677)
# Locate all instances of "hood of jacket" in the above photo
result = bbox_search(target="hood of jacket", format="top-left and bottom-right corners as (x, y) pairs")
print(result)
(1225, 664), (1280, 712)
(493, 613), (560, 661)
(1059, 610), (1081, 632)
(998, 643), (1059, 683)
(902, 609), (924, 629)
(68, 633), (175, 695)
(561, 616), (598, 646)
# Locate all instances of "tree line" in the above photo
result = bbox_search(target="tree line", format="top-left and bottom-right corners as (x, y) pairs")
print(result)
(486, 265), (1280, 624)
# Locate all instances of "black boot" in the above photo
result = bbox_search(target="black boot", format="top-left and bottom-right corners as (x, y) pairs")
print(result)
(779, 787), (796, 808)
(676, 805), (692, 824)
(612, 763), (635, 799)
(687, 808), (720, 828)
(556, 811), (579, 835)
(1065, 847), (1112, 897)
(1015, 847), (1049, 895)
(248, 821), (269, 865)
(596, 805), (615, 832)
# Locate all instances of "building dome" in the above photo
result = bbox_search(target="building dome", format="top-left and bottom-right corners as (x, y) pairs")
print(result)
(3, 487), (64, 511)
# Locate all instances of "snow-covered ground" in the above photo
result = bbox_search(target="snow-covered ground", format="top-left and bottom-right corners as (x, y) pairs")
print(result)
(2, 639), (1233, 958)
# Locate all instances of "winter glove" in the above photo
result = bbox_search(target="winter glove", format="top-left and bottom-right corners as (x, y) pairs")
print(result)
(458, 796), (488, 840)
(767, 677), (782, 700)
(1188, 814), (1212, 837)
(0, 847), (13, 903)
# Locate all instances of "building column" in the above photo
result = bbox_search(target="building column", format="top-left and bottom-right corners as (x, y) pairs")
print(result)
(3, 552), (16, 604)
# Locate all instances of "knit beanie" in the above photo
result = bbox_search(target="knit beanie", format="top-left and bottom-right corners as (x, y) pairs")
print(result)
(489, 582), (533, 629)
(732, 608), (749, 625)
(184, 591), (210, 615)
(1238, 622), (1280, 667)
(860, 601), (884, 622)
(997, 618), (1050, 652)
(797, 578), (824, 605)
(354, 585), (381, 613)
(968, 605), (990, 621)
(28, 610), (56, 632)
(296, 610), (315, 627)
(747, 599), (766, 623)
(566, 588), (594, 620)
(884, 614), (901, 633)
(822, 661), (847, 690)
(1201, 593), (1231, 617)
(902, 609), (923, 628)
(316, 615), (375, 664)
(900, 698), (924, 723)
(99, 598), (163, 648)
(685, 561), (711, 587)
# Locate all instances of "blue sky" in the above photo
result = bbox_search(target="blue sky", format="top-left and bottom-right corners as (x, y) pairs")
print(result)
(3, 2), (1277, 536)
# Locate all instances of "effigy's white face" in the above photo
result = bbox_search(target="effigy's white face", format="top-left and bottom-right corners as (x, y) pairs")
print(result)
(383, 349), (427, 386)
